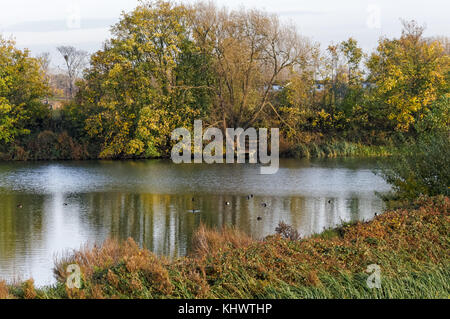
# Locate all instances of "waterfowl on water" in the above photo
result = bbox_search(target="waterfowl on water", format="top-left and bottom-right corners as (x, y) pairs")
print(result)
(225, 202), (231, 206)
(261, 203), (268, 208)
(17, 204), (23, 209)
(63, 203), (68, 206)
(328, 200), (331, 204)
(257, 217), (262, 221)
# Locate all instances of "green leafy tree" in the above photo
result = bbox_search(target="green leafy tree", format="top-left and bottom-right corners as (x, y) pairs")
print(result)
(338, 38), (365, 115)
(0, 37), (50, 148)
(380, 95), (449, 199)
(78, 0), (210, 158)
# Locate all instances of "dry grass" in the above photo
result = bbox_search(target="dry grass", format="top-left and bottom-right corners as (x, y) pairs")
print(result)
(191, 223), (254, 258)
(22, 279), (37, 299)
(0, 281), (12, 299)
(53, 238), (173, 298)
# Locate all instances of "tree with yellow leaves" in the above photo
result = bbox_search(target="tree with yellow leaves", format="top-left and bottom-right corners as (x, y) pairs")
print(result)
(0, 36), (51, 148)
(78, 0), (209, 158)
(367, 20), (449, 132)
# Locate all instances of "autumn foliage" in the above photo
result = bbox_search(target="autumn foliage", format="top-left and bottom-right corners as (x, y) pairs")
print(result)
(1, 2), (448, 160)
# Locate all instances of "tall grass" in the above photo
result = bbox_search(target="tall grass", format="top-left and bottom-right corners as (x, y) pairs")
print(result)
(0, 281), (12, 299)
(191, 224), (254, 258)
(287, 140), (393, 159)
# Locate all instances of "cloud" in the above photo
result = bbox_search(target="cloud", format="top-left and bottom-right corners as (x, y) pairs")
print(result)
(276, 10), (328, 17)
(7, 28), (111, 47)
(2, 18), (116, 33)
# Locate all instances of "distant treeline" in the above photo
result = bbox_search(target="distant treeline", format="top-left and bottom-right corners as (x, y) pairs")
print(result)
(0, 0), (449, 161)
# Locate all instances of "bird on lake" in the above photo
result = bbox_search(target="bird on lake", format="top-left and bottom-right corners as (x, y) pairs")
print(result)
(261, 203), (268, 208)
(17, 204), (23, 209)
(328, 200), (332, 204)
(63, 203), (68, 206)
(225, 202), (231, 206)
(257, 217), (262, 221)
(190, 197), (200, 214)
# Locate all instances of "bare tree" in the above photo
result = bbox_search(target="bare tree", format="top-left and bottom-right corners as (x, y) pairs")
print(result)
(37, 52), (51, 75)
(427, 36), (450, 55)
(190, 3), (314, 129)
(36, 52), (51, 103)
(57, 46), (88, 98)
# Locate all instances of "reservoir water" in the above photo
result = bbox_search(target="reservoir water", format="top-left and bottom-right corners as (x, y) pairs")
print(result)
(0, 158), (391, 286)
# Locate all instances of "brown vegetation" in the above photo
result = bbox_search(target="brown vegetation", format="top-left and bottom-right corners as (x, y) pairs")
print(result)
(0, 281), (11, 299)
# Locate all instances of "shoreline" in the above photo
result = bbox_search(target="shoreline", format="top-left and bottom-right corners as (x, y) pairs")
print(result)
(0, 141), (395, 163)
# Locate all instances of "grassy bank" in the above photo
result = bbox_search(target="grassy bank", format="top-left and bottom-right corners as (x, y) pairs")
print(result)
(1, 135), (395, 162)
(1, 196), (448, 299)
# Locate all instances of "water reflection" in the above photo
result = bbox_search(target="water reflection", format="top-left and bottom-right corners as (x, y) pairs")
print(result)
(0, 158), (391, 286)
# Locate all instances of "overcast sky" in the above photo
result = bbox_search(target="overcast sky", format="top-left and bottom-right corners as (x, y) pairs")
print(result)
(1, 0), (448, 68)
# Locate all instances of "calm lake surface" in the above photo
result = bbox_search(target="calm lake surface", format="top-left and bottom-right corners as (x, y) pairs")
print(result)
(0, 158), (391, 286)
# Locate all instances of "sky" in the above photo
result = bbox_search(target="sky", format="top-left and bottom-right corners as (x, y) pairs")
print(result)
(1, 0), (449, 69)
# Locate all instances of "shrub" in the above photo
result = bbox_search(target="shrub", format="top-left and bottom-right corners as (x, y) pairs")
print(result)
(22, 279), (37, 299)
(0, 281), (12, 299)
(32, 130), (59, 160)
(25, 130), (88, 160)
(9, 145), (29, 161)
(380, 131), (450, 199)
(275, 222), (301, 240)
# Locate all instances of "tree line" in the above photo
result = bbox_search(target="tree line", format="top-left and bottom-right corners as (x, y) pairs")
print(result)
(0, 0), (448, 161)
